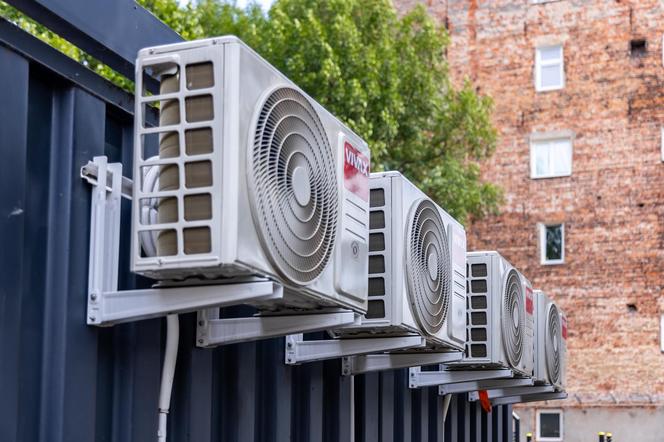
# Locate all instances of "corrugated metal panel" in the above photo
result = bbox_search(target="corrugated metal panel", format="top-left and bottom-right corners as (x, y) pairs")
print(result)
(0, 17), (513, 442)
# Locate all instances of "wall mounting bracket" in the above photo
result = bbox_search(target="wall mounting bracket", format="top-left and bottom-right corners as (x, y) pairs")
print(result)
(342, 351), (463, 376)
(196, 310), (360, 347)
(485, 391), (567, 406)
(437, 377), (533, 396)
(468, 384), (555, 401)
(285, 334), (426, 365)
(409, 367), (514, 389)
(82, 156), (282, 327)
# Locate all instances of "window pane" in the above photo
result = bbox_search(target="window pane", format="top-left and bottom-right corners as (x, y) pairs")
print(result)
(545, 225), (563, 261)
(550, 140), (571, 175)
(534, 143), (549, 176)
(539, 46), (562, 62)
(540, 412), (561, 437)
(540, 64), (562, 89)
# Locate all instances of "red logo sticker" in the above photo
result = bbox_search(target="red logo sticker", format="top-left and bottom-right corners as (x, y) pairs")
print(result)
(525, 287), (534, 315)
(343, 141), (370, 201)
(562, 315), (568, 340)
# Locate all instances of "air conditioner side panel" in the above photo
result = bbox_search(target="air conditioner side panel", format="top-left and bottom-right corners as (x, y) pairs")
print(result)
(446, 218), (467, 348)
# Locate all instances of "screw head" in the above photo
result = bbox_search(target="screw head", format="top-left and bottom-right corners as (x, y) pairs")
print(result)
(90, 293), (97, 301)
(198, 320), (205, 326)
(198, 339), (204, 344)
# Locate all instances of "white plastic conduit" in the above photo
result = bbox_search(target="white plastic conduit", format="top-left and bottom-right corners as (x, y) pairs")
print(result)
(157, 314), (179, 442)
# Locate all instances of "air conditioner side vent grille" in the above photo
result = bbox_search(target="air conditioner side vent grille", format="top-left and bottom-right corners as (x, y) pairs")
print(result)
(366, 186), (389, 320)
(466, 262), (489, 359)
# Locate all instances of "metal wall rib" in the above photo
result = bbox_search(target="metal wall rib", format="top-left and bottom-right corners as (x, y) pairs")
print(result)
(0, 23), (513, 442)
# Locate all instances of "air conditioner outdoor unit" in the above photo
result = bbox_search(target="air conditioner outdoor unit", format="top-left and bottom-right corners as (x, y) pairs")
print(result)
(534, 290), (566, 390)
(131, 36), (370, 313)
(333, 172), (467, 350)
(452, 251), (534, 376)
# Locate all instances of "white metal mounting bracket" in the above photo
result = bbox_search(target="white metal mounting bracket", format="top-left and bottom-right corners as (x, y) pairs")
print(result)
(341, 351), (463, 376)
(409, 367), (514, 389)
(284, 334), (426, 365)
(468, 384), (555, 401)
(484, 391), (567, 406)
(437, 376), (533, 396)
(196, 310), (360, 347)
(81, 156), (283, 327)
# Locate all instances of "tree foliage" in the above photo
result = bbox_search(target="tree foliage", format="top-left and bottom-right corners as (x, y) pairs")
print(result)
(1, 0), (501, 223)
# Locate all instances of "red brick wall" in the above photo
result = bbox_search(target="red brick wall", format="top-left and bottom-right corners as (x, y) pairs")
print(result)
(394, 0), (664, 404)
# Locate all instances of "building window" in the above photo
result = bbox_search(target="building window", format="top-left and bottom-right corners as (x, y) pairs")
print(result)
(530, 137), (572, 179)
(539, 224), (564, 265)
(535, 45), (564, 91)
(537, 409), (563, 441)
(630, 39), (647, 57)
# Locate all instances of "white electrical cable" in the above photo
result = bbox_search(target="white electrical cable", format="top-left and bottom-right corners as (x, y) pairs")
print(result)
(441, 394), (452, 441)
(157, 314), (179, 442)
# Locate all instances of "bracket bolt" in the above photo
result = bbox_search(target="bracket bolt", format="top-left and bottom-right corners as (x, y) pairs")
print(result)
(198, 320), (205, 326)
(198, 339), (204, 344)
(287, 341), (293, 348)
(90, 293), (97, 301)
(89, 316), (96, 322)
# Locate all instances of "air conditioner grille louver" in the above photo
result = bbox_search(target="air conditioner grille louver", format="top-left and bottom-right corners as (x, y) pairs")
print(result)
(405, 199), (451, 336)
(546, 303), (562, 384)
(249, 87), (338, 285)
(501, 270), (525, 369)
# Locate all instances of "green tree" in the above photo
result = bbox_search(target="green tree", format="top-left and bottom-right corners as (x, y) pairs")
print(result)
(1, 0), (501, 223)
(144, 0), (501, 223)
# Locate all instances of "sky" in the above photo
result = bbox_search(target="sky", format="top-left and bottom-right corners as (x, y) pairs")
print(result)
(178, 0), (275, 10)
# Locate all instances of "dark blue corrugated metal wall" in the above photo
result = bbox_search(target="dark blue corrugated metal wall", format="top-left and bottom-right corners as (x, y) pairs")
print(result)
(0, 5), (513, 441)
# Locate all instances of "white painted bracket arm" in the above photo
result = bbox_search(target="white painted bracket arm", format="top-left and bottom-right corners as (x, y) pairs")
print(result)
(89, 281), (283, 326)
(196, 310), (359, 347)
(437, 377), (533, 396)
(81, 158), (133, 200)
(409, 368), (514, 389)
(285, 335), (426, 365)
(487, 391), (567, 407)
(468, 384), (555, 401)
(342, 351), (463, 376)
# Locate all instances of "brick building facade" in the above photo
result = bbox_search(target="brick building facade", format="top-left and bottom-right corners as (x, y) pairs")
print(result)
(394, 0), (664, 440)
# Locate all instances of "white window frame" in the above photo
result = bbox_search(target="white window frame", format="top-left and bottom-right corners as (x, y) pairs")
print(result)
(530, 137), (573, 179)
(660, 314), (664, 353)
(536, 408), (563, 442)
(539, 223), (565, 265)
(535, 45), (565, 92)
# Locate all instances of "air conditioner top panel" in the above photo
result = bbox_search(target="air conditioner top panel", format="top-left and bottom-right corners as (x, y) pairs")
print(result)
(137, 35), (366, 149)
(370, 171), (464, 232)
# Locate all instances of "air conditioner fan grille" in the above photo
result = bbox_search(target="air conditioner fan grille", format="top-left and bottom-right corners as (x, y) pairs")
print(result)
(249, 87), (338, 285)
(546, 303), (562, 384)
(501, 270), (524, 369)
(405, 199), (451, 336)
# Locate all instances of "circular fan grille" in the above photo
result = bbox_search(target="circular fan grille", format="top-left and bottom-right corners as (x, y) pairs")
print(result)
(501, 270), (525, 368)
(405, 199), (451, 336)
(545, 303), (562, 384)
(249, 87), (338, 285)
